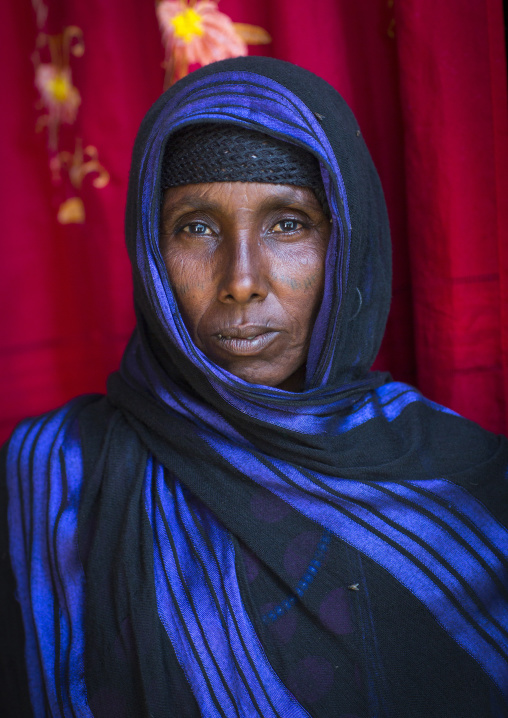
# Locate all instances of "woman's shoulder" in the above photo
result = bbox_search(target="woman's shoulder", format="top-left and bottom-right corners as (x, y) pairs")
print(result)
(377, 380), (506, 451)
(3, 395), (103, 461)
(375, 381), (508, 522)
(1, 394), (119, 496)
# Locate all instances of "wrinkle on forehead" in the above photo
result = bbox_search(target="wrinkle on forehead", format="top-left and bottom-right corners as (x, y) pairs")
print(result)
(161, 182), (325, 222)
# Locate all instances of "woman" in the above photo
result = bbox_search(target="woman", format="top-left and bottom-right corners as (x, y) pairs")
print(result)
(2, 56), (508, 717)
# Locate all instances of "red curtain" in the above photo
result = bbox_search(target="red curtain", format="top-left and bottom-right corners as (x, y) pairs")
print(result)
(1, 0), (507, 444)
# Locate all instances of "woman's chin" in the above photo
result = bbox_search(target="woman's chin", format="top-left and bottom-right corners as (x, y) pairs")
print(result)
(212, 357), (306, 391)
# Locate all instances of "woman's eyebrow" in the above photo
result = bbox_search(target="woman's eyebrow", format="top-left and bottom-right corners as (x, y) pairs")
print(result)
(258, 192), (321, 211)
(161, 196), (220, 221)
(162, 188), (322, 220)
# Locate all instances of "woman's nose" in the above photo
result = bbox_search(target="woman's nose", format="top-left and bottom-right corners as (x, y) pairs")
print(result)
(217, 234), (268, 305)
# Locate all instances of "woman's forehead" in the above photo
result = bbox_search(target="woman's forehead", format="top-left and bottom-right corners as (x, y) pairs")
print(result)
(162, 182), (325, 211)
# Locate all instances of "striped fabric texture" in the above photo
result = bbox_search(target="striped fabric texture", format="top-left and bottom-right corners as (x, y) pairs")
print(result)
(5, 58), (508, 716)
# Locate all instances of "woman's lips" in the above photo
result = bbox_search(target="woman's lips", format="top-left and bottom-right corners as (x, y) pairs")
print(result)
(213, 325), (279, 355)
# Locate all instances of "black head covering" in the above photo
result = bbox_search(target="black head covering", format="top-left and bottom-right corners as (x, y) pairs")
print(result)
(160, 122), (330, 215)
(123, 56), (392, 395)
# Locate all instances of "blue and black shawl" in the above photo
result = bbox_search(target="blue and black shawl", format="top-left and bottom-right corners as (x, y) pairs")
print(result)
(2, 57), (508, 717)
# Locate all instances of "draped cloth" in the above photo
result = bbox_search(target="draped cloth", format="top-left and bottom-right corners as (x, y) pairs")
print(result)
(4, 57), (508, 717)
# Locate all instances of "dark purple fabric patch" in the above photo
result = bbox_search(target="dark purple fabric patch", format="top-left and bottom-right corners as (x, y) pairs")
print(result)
(250, 491), (292, 523)
(283, 531), (322, 580)
(240, 545), (260, 583)
(88, 689), (128, 717)
(319, 587), (353, 635)
(286, 655), (335, 704)
(354, 663), (363, 689)
(113, 616), (135, 664)
(261, 602), (297, 644)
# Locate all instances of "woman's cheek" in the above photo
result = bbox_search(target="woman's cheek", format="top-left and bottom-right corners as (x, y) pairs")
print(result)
(164, 249), (213, 312)
(269, 250), (325, 297)
(269, 269), (323, 293)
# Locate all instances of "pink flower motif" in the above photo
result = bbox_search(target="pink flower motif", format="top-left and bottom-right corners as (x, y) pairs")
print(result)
(35, 64), (81, 125)
(157, 0), (248, 85)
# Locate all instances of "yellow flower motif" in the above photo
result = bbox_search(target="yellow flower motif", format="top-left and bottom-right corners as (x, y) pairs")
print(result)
(171, 7), (204, 43)
(35, 64), (81, 124)
(46, 73), (73, 103)
(157, 0), (270, 88)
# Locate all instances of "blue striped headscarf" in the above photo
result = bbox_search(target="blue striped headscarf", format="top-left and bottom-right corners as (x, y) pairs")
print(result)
(6, 57), (508, 717)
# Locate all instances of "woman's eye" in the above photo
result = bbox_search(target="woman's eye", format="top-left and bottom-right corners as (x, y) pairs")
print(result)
(182, 222), (212, 235)
(272, 219), (302, 233)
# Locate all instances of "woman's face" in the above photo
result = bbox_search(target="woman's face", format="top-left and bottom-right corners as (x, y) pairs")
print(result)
(160, 182), (330, 390)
